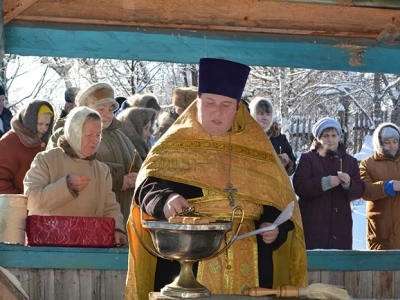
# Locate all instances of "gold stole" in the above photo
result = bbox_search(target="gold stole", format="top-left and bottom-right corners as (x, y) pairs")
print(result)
(125, 102), (307, 299)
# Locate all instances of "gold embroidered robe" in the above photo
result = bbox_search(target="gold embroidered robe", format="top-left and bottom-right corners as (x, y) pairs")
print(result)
(125, 101), (307, 299)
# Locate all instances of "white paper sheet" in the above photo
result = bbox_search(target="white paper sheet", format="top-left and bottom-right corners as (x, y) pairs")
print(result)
(234, 201), (295, 241)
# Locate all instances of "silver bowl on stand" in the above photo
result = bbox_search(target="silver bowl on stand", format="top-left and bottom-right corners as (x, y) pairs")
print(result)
(132, 206), (244, 298)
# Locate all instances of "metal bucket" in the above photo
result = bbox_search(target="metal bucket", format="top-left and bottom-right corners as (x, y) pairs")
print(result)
(0, 194), (28, 245)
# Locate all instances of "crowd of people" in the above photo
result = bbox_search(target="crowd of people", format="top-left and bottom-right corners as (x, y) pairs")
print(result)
(0, 57), (399, 298)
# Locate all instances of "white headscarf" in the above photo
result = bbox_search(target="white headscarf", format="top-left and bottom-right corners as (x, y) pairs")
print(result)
(64, 107), (101, 158)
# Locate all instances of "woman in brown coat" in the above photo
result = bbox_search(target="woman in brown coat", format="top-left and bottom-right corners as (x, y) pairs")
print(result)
(0, 100), (54, 194)
(360, 122), (400, 250)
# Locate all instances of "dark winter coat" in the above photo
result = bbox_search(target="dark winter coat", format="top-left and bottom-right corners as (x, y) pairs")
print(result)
(293, 141), (365, 249)
(0, 107), (13, 139)
(0, 100), (54, 194)
(270, 134), (296, 175)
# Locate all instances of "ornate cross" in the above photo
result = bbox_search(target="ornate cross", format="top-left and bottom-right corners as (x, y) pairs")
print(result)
(223, 182), (237, 207)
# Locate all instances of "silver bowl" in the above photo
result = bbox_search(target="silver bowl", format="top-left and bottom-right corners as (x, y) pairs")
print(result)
(143, 220), (232, 260)
(132, 206), (244, 298)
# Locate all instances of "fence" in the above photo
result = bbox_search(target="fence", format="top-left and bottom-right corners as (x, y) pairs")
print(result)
(288, 111), (390, 156)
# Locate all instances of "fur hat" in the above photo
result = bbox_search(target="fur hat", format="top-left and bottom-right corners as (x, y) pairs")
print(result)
(198, 58), (250, 100)
(126, 93), (161, 112)
(173, 86), (198, 110)
(64, 107), (101, 158)
(312, 117), (342, 139)
(75, 83), (119, 111)
(17, 99), (54, 142)
(65, 87), (80, 104)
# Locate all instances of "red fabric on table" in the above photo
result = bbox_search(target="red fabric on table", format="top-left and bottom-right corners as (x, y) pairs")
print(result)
(25, 215), (115, 248)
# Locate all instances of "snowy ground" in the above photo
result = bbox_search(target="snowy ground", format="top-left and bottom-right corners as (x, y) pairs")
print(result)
(352, 134), (373, 250)
(352, 200), (367, 250)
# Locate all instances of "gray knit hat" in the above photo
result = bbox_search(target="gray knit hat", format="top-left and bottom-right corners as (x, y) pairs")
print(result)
(312, 117), (342, 139)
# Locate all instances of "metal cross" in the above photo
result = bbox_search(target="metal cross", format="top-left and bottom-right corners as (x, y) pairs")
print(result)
(223, 182), (237, 207)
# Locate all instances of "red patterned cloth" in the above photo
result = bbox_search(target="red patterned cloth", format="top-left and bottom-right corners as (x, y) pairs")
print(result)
(26, 215), (115, 247)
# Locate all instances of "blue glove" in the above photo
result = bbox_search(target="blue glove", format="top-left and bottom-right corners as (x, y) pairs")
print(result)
(384, 180), (397, 197)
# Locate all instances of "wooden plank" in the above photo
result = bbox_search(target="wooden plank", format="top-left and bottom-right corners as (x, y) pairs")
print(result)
(104, 270), (126, 300)
(2, 0), (38, 25)
(307, 250), (400, 271)
(79, 270), (94, 300)
(37, 269), (55, 299)
(9, 0), (400, 40)
(0, 245), (128, 270)
(344, 271), (373, 299)
(320, 270), (345, 286)
(54, 269), (80, 300)
(307, 270), (321, 284)
(372, 270), (394, 299)
(5, 24), (400, 74)
(5, 246), (400, 273)
(92, 270), (106, 299)
(394, 270), (400, 299)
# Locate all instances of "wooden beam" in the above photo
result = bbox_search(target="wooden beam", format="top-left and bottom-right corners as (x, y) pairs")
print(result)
(5, 23), (400, 73)
(2, 245), (400, 271)
(8, 0), (400, 41)
(3, 0), (39, 25)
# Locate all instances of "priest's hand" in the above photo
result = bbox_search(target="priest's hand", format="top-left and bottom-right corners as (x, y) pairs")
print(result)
(163, 193), (190, 219)
(259, 222), (279, 244)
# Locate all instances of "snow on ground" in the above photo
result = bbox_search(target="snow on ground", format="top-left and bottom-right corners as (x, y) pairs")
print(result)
(352, 134), (373, 250)
(352, 200), (367, 250)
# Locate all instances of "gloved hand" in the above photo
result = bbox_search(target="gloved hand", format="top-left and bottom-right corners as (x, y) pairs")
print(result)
(384, 180), (397, 197)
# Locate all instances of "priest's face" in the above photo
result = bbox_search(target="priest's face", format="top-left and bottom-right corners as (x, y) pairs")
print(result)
(197, 93), (238, 136)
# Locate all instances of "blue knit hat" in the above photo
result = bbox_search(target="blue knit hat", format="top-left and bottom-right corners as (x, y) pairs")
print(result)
(312, 117), (342, 139)
(198, 58), (250, 100)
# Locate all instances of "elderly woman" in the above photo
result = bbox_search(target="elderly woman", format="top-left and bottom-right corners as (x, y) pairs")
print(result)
(360, 122), (400, 250)
(117, 107), (156, 161)
(24, 107), (126, 245)
(293, 117), (365, 249)
(0, 100), (54, 194)
(249, 97), (296, 175)
(48, 83), (141, 223)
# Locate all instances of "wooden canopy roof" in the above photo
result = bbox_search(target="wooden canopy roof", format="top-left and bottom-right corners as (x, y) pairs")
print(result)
(3, 0), (400, 73)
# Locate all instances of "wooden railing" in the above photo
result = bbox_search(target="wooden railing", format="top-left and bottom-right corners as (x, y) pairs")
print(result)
(1, 245), (399, 299)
